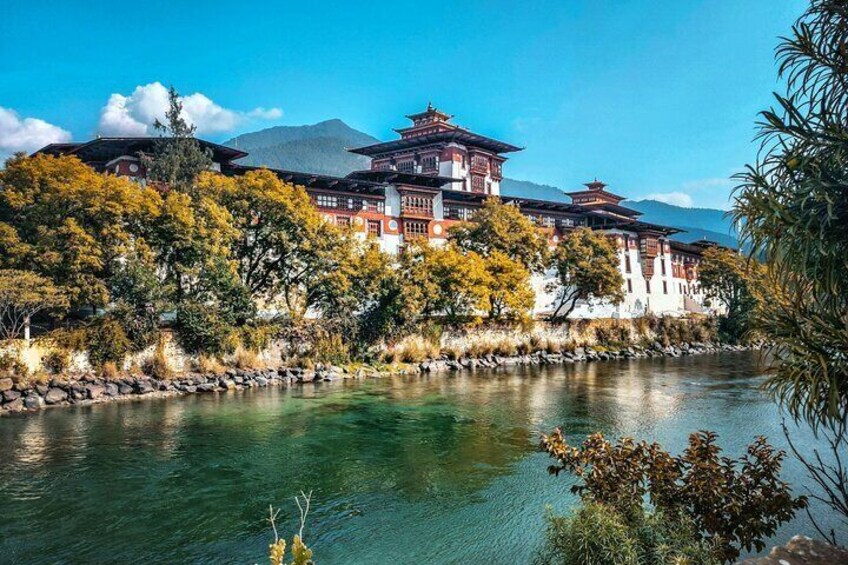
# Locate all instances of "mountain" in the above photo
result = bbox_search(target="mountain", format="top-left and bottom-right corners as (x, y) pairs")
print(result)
(227, 120), (738, 247)
(501, 178), (737, 247)
(224, 119), (379, 177)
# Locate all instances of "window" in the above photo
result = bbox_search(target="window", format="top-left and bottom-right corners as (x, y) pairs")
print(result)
(661, 259), (666, 276)
(627, 279), (632, 293)
(471, 154), (489, 170)
(559, 217), (575, 228)
(625, 253), (632, 273)
(367, 220), (382, 237)
(541, 216), (556, 228)
(663, 281), (668, 294)
(316, 194), (337, 208)
(444, 205), (474, 221)
(396, 160), (414, 173)
(362, 199), (385, 213)
(646, 280), (651, 294)
(471, 175), (486, 193)
(401, 194), (433, 216)
(336, 215), (351, 228)
(403, 220), (428, 239)
(421, 155), (438, 172)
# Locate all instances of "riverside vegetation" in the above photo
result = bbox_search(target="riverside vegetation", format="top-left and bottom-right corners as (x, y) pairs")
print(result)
(2, 7), (842, 561)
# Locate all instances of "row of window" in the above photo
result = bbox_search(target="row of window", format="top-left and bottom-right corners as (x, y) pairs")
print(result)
(401, 194), (434, 216)
(333, 215), (383, 237)
(314, 194), (385, 213)
(625, 279), (701, 295)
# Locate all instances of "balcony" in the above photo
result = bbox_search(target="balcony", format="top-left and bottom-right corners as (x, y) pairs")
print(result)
(400, 194), (434, 218)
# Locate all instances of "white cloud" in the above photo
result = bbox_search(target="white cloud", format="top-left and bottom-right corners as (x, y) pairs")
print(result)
(643, 191), (694, 207)
(97, 82), (282, 136)
(680, 177), (735, 192)
(0, 106), (72, 157)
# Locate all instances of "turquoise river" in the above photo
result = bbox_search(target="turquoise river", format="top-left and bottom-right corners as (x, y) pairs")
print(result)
(0, 351), (844, 563)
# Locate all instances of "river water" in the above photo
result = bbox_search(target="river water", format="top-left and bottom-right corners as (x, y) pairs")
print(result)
(0, 351), (843, 564)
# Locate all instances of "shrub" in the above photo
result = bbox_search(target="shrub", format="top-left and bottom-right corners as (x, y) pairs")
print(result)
(545, 339), (562, 354)
(175, 301), (238, 356)
(41, 349), (70, 374)
(234, 348), (263, 370)
(100, 361), (120, 380)
(192, 355), (226, 375)
(142, 341), (172, 380)
(539, 430), (805, 562)
(0, 351), (29, 380)
(240, 323), (279, 353)
(86, 318), (131, 369)
(442, 344), (463, 361)
(536, 504), (720, 565)
(493, 338), (518, 357)
(536, 503), (639, 565)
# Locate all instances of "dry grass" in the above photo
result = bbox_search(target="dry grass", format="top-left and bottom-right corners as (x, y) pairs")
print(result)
(234, 347), (264, 370)
(383, 336), (440, 364)
(100, 361), (120, 380)
(192, 355), (227, 375)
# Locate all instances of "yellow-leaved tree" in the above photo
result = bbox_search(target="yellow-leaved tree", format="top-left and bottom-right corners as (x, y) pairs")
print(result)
(0, 153), (161, 310)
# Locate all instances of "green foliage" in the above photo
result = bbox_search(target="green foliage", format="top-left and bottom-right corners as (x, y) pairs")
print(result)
(84, 317), (131, 368)
(41, 349), (69, 374)
(240, 322), (280, 352)
(140, 86), (213, 191)
(110, 255), (172, 351)
(0, 351), (29, 380)
(536, 503), (719, 565)
(449, 196), (549, 272)
(539, 430), (805, 562)
(732, 0), (848, 428)
(547, 228), (625, 322)
(174, 301), (238, 356)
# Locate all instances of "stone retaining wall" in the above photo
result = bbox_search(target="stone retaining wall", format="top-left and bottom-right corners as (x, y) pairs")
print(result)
(1, 341), (755, 415)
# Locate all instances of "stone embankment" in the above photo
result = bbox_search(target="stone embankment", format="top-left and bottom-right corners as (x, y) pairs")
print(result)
(1, 341), (755, 415)
(736, 535), (848, 564)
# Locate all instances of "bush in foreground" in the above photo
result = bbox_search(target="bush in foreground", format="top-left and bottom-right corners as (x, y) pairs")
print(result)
(536, 503), (720, 565)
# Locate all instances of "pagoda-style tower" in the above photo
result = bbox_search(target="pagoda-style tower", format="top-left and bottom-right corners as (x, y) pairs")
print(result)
(348, 103), (522, 195)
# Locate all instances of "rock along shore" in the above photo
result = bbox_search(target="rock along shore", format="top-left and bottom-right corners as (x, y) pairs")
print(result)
(1, 341), (756, 416)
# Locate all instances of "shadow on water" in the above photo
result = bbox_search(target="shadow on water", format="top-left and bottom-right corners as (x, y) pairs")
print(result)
(0, 351), (843, 564)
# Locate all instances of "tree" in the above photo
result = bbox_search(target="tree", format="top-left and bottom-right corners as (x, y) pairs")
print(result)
(732, 0), (848, 541)
(547, 228), (624, 322)
(483, 251), (535, 323)
(140, 86), (213, 192)
(197, 170), (354, 318)
(449, 196), (549, 272)
(733, 0), (848, 428)
(0, 153), (161, 310)
(402, 241), (492, 324)
(0, 269), (69, 341)
(109, 252), (173, 351)
(698, 246), (764, 342)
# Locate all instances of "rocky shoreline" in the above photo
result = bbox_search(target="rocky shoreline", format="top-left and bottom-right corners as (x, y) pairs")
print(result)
(0, 341), (757, 415)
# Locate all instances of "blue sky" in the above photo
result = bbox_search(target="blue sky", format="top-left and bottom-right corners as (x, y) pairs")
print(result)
(0, 0), (804, 209)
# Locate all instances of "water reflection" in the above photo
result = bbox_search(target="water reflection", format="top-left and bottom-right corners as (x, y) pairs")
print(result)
(0, 352), (842, 564)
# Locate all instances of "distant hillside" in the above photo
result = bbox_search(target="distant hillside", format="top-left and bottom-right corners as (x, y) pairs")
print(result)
(224, 119), (379, 177)
(226, 121), (737, 246)
(501, 178), (737, 247)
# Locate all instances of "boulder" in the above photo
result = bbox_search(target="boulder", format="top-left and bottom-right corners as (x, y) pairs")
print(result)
(86, 384), (106, 400)
(2, 398), (24, 412)
(3, 390), (22, 403)
(24, 395), (44, 410)
(0, 378), (13, 392)
(104, 383), (119, 396)
(197, 383), (216, 393)
(118, 384), (133, 395)
(255, 376), (268, 387)
(135, 380), (155, 394)
(736, 535), (848, 564)
(44, 387), (68, 405)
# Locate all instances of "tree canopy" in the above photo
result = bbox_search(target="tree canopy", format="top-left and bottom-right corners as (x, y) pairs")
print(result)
(547, 228), (624, 322)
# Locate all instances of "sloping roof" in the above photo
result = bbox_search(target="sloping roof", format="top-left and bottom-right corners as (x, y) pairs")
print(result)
(348, 130), (523, 157)
(36, 137), (248, 165)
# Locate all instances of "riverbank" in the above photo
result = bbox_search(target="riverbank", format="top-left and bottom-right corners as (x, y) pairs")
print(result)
(0, 340), (757, 415)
